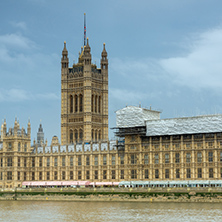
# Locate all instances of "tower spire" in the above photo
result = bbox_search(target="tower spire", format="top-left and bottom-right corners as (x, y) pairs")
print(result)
(84, 13), (86, 46)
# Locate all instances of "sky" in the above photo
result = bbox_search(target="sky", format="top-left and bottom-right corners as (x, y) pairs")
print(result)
(1, 0), (222, 142)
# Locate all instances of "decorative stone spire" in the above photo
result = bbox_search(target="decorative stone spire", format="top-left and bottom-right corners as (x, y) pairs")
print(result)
(101, 43), (108, 70)
(61, 41), (69, 69)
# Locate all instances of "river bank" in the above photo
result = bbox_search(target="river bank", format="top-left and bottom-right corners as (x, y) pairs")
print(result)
(1, 187), (222, 202)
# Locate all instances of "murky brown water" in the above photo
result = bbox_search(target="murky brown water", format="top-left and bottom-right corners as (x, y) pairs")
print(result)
(0, 201), (221, 221)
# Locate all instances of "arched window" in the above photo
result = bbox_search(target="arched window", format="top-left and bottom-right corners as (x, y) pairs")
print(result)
(70, 95), (73, 113)
(92, 129), (94, 141)
(79, 94), (83, 112)
(79, 129), (83, 142)
(95, 95), (97, 113)
(95, 130), (97, 142)
(98, 96), (101, 113)
(98, 131), (101, 141)
(70, 130), (73, 144)
(91, 95), (94, 112)
(75, 95), (78, 112)
(75, 130), (78, 143)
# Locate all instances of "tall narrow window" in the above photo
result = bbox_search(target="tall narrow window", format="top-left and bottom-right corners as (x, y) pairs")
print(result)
(186, 153), (191, 163)
(79, 94), (83, 112)
(70, 130), (73, 143)
(91, 129), (94, 141)
(91, 95), (94, 112)
(79, 129), (83, 142)
(144, 154), (149, 164)
(70, 95), (73, 113)
(187, 168), (191, 178)
(175, 153), (180, 163)
(95, 130), (97, 142)
(18, 157), (20, 167)
(39, 157), (42, 167)
(70, 157), (73, 167)
(98, 131), (101, 141)
(198, 168), (202, 178)
(98, 96), (101, 113)
(197, 152), (202, 162)
(165, 169), (169, 179)
(75, 95), (78, 112)
(75, 130), (78, 142)
(95, 95), (97, 113)
(208, 152), (213, 162)
(18, 142), (21, 152)
(62, 157), (65, 166)
(94, 156), (98, 166)
(47, 157), (50, 167)
(165, 153), (169, 163)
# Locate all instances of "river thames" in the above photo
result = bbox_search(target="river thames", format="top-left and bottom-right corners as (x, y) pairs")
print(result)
(0, 201), (222, 221)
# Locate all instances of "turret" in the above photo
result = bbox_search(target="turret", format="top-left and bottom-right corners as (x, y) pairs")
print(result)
(27, 119), (31, 137)
(14, 117), (18, 136)
(101, 43), (108, 70)
(83, 38), (91, 65)
(61, 41), (69, 70)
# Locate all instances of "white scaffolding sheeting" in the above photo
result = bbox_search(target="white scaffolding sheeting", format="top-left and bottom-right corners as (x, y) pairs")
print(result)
(146, 114), (222, 136)
(116, 106), (160, 128)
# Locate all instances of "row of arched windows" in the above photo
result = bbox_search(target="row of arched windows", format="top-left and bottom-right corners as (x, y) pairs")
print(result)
(91, 95), (101, 113)
(70, 94), (83, 113)
(92, 129), (101, 142)
(69, 129), (83, 144)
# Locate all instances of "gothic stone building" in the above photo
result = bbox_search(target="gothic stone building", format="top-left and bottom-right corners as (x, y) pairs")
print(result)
(1, 37), (222, 188)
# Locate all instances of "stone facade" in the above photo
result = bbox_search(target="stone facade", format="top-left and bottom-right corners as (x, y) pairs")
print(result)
(61, 39), (108, 145)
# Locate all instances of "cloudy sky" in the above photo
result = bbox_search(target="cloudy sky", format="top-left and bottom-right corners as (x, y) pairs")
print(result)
(1, 0), (222, 142)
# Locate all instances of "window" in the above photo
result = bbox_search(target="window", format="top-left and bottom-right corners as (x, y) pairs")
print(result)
(198, 168), (202, 178)
(62, 157), (65, 166)
(7, 157), (12, 167)
(103, 170), (107, 179)
(86, 170), (90, 180)
(78, 156), (81, 166)
(75, 95), (78, 112)
(209, 168), (214, 178)
(70, 95), (73, 113)
(18, 157), (20, 167)
(54, 157), (57, 167)
(187, 168), (191, 178)
(131, 170), (137, 179)
(175, 153), (180, 163)
(91, 130), (94, 141)
(75, 130), (78, 142)
(70, 157), (73, 167)
(0, 158), (2, 167)
(98, 96), (101, 113)
(94, 170), (98, 179)
(145, 169), (149, 179)
(47, 157), (50, 167)
(24, 143), (27, 152)
(7, 171), (12, 180)
(39, 172), (42, 180)
(79, 129), (83, 142)
(120, 170), (124, 179)
(79, 94), (83, 112)
(32, 157), (35, 167)
(165, 169), (169, 179)
(62, 171), (65, 180)
(24, 158), (27, 167)
(18, 142), (21, 152)
(144, 154), (149, 164)
(197, 152), (202, 162)
(86, 156), (90, 166)
(165, 144), (169, 149)
(131, 154), (137, 164)
(47, 172), (50, 180)
(112, 155), (115, 165)
(70, 171), (73, 180)
(54, 171), (57, 180)
(24, 172), (27, 181)
(39, 157), (42, 167)
(165, 153), (169, 163)
(221, 168), (222, 178)
(155, 169), (159, 179)
(0, 172), (2, 180)
(78, 171), (81, 180)
(91, 95), (94, 112)
(70, 130), (73, 143)
(120, 154), (124, 165)
(32, 172), (35, 180)
(17, 172), (20, 181)
(94, 156), (98, 166)
(208, 152), (213, 162)
(95, 95), (97, 113)
(186, 153), (191, 163)
(220, 152), (222, 162)
(176, 169), (180, 178)
(111, 170), (115, 179)
(103, 155), (107, 165)
(154, 154), (159, 164)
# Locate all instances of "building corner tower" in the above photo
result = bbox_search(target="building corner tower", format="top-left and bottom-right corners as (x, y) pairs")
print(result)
(61, 28), (108, 145)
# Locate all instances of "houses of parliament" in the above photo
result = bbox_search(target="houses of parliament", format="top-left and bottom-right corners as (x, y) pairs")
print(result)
(1, 27), (222, 189)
